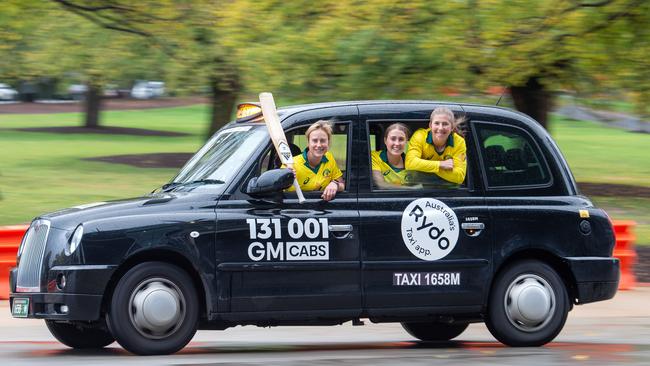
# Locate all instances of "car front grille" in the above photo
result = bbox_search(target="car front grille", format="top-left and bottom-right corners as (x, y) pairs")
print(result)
(15, 220), (51, 293)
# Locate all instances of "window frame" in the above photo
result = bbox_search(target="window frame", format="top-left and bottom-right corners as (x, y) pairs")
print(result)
(472, 120), (554, 191)
(253, 120), (354, 199)
(364, 118), (474, 196)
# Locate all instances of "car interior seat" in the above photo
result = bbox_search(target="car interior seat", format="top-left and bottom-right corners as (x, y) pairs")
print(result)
(485, 145), (506, 170)
(504, 148), (527, 171)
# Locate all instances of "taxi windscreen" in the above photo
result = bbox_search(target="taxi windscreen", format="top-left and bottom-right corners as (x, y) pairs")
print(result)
(170, 125), (267, 189)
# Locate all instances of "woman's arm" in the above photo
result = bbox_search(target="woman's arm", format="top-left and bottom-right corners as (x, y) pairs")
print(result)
(321, 180), (341, 201)
(405, 129), (441, 173)
(433, 138), (467, 184)
(372, 170), (421, 190)
(334, 179), (345, 192)
(372, 170), (400, 189)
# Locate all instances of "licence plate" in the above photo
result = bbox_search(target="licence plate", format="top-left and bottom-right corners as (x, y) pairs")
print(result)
(12, 298), (29, 318)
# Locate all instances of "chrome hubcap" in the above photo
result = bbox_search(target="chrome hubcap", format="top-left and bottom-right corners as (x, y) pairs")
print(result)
(504, 274), (555, 332)
(129, 278), (185, 339)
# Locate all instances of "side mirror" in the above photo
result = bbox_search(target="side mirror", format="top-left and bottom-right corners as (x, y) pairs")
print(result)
(246, 169), (294, 199)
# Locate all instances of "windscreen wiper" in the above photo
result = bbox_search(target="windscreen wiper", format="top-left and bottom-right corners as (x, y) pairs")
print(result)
(160, 179), (225, 192)
(160, 181), (182, 192)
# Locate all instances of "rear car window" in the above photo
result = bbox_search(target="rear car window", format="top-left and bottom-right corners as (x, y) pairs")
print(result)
(476, 122), (551, 188)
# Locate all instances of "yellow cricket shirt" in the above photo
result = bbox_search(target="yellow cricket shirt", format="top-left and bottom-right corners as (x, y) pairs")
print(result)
(286, 149), (343, 192)
(371, 150), (410, 185)
(405, 129), (467, 184)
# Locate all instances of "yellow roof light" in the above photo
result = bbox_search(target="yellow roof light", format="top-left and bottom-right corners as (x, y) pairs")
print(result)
(236, 103), (262, 122)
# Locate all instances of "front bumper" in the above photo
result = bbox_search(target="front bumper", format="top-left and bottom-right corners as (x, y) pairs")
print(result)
(9, 264), (116, 321)
(564, 257), (620, 305)
(9, 293), (103, 321)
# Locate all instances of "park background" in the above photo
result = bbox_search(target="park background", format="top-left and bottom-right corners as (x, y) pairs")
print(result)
(1, 1), (649, 259)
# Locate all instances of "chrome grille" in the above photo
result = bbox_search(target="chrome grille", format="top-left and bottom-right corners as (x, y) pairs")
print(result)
(16, 220), (50, 293)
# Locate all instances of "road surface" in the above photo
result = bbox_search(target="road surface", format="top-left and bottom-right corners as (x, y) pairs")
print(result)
(1, 287), (649, 365)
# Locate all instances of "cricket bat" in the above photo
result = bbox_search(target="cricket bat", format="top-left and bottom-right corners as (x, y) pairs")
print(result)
(259, 92), (306, 203)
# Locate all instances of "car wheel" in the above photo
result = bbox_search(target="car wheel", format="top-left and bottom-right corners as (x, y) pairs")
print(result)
(486, 260), (569, 346)
(107, 262), (199, 355)
(401, 322), (469, 341)
(45, 320), (114, 349)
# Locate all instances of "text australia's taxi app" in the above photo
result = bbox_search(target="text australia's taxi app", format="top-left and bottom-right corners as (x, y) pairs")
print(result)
(246, 218), (330, 261)
(401, 198), (459, 261)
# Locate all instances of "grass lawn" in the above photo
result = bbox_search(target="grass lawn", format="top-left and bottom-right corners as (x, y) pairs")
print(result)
(551, 115), (650, 244)
(566, 96), (639, 115)
(551, 115), (650, 188)
(1, 105), (648, 245)
(0, 105), (209, 224)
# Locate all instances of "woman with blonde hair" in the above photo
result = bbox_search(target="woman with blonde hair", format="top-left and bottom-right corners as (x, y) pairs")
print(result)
(405, 107), (467, 184)
(287, 120), (344, 201)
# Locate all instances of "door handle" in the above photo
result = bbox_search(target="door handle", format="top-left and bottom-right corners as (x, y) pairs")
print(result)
(329, 224), (353, 239)
(461, 222), (485, 237)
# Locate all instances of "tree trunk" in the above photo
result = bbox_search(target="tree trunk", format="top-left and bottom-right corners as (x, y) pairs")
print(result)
(84, 84), (102, 128)
(509, 76), (553, 130)
(207, 74), (240, 138)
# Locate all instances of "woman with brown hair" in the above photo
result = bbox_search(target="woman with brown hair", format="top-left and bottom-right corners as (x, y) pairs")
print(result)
(371, 123), (412, 189)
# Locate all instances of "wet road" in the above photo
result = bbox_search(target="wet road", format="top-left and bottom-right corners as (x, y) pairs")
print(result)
(2, 288), (649, 365)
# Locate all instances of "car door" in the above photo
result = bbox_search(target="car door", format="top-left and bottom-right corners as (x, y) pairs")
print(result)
(357, 104), (493, 316)
(472, 119), (569, 271)
(214, 111), (362, 316)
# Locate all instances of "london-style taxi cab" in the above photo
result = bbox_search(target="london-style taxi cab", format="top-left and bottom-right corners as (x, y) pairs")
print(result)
(9, 100), (619, 355)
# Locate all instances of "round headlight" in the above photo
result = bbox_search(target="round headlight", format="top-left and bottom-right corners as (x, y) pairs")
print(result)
(66, 225), (84, 256)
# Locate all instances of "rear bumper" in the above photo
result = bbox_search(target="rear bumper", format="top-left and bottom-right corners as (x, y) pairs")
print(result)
(564, 257), (619, 305)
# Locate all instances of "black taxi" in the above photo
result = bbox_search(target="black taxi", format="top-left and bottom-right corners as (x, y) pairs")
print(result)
(9, 100), (619, 355)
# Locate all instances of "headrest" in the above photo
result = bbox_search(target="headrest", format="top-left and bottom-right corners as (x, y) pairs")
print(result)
(505, 148), (527, 170)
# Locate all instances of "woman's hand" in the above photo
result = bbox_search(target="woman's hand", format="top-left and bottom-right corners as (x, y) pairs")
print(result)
(321, 181), (339, 201)
(439, 159), (454, 170)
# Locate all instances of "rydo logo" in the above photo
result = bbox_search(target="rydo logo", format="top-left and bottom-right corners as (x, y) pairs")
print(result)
(401, 198), (459, 261)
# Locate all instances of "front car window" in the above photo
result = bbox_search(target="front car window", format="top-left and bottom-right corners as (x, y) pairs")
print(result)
(260, 123), (350, 177)
(169, 125), (267, 191)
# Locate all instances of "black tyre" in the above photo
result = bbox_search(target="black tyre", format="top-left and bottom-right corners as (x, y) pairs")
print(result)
(107, 262), (199, 355)
(402, 322), (469, 341)
(45, 320), (114, 349)
(486, 260), (569, 347)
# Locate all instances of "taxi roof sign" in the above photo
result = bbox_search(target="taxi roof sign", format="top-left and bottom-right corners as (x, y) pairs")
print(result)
(236, 103), (263, 123)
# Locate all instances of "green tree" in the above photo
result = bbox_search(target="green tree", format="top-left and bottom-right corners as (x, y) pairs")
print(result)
(0, 1), (52, 93)
(0, 1), (172, 127)
(51, 0), (243, 137)
(47, 0), (179, 127)
(6, 0), (648, 132)
(222, 0), (649, 129)
(571, 0), (650, 117)
(32, 16), (171, 127)
(457, 0), (649, 127)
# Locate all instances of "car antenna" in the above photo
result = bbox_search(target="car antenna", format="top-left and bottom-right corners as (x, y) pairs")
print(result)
(495, 86), (506, 106)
